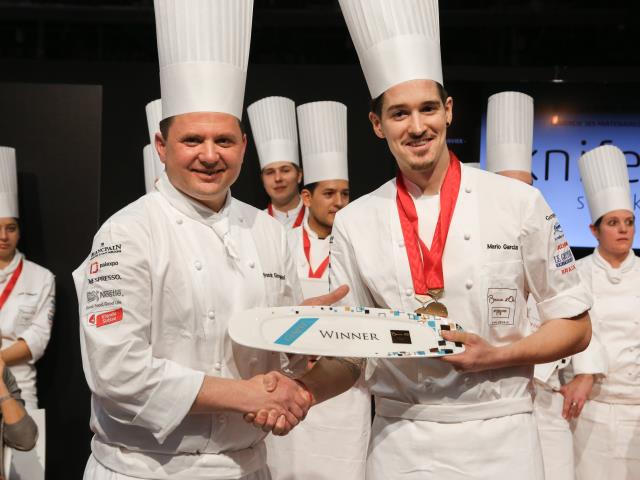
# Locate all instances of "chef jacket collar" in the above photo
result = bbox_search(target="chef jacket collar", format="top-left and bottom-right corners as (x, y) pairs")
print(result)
(273, 197), (303, 218)
(592, 247), (636, 284)
(401, 174), (441, 200)
(303, 217), (330, 242)
(157, 172), (233, 228)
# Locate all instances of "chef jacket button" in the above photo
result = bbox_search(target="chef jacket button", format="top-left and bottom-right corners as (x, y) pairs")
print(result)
(218, 414), (226, 424)
(465, 280), (473, 289)
(194, 261), (202, 271)
(398, 241), (405, 248)
(464, 233), (471, 240)
(465, 186), (472, 194)
(405, 288), (413, 297)
(248, 261), (255, 269)
(176, 218), (183, 225)
(239, 217), (244, 223)
(214, 362), (222, 371)
(208, 310), (215, 320)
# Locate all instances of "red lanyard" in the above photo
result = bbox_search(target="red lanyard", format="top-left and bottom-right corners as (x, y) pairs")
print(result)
(302, 228), (330, 279)
(268, 203), (306, 228)
(395, 153), (461, 294)
(0, 259), (24, 311)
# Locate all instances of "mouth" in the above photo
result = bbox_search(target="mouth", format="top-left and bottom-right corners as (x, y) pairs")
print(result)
(191, 167), (226, 179)
(404, 137), (434, 154)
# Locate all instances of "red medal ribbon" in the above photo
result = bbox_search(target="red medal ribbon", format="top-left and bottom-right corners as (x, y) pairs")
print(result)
(395, 153), (461, 294)
(0, 259), (24, 311)
(267, 203), (306, 228)
(302, 227), (330, 279)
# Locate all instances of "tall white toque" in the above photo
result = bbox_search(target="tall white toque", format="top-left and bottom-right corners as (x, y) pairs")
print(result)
(297, 101), (349, 185)
(144, 99), (165, 179)
(338, 0), (443, 98)
(247, 96), (300, 170)
(486, 91), (534, 174)
(579, 144), (632, 223)
(154, 0), (253, 119)
(0, 147), (18, 218)
(143, 145), (157, 194)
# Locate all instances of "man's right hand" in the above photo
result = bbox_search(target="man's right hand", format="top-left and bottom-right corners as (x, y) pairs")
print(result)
(241, 371), (312, 435)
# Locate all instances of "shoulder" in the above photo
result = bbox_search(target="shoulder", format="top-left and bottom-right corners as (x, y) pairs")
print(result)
(21, 258), (54, 282)
(232, 198), (287, 244)
(335, 179), (395, 225)
(94, 195), (159, 242)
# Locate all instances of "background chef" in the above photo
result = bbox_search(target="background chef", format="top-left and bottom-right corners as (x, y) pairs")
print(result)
(248, 96), (306, 229)
(486, 90), (607, 480)
(330, 0), (592, 478)
(266, 100), (370, 480)
(74, 1), (360, 479)
(0, 146), (54, 410)
(142, 98), (165, 194)
(572, 144), (639, 480)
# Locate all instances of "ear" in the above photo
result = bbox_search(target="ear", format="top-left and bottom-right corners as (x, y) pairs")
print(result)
(368, 112), (385, 139)
(589, 223), (599, 242)
(239, 133), (248, 161)
(300, 188), (312, 208)
(297, 168), (303, 185)
(155, 132), (167, 164)
(444, 96), (453, 128)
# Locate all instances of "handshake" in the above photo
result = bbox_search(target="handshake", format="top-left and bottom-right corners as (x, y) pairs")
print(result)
(241, 371), (313, 436)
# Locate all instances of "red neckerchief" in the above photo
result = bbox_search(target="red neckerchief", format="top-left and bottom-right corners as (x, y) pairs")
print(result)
(267, 203), (306, 228)
(302, 227), (330, 279)
(395, 152), (461, 294)
(0, 259), (24, 311)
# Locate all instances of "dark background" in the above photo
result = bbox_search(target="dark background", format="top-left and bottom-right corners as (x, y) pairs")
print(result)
(0, 1), (638, 478)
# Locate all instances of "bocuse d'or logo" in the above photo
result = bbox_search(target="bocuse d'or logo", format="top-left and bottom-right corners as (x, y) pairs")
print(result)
(390, 330), (412, 344)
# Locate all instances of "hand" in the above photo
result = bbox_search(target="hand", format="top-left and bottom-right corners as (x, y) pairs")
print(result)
(242, 371), (312, 435)
(559, 374), (594, 420)
(438, 330), (499, 373)
(301, 285), (349, 306)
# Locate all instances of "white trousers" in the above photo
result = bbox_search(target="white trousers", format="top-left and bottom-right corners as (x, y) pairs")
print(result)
(84, 454), (272, 480)
(533, 384), (575, 480)
(573, 400), (640, 480)
(366, 412), (544, 480)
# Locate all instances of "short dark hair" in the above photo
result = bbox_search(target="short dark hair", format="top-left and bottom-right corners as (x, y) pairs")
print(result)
(370, 82), (449, 116)
(593, 216), (603, 229)
(158, 115), (246, 140)
(302, 182), (318, 194)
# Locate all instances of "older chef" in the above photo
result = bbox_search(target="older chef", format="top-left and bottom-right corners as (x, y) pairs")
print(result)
(573, 145), (639, 480)
(74, 2), (359, 479)
(331, 1), (592, 478)
(266, 101), (370, 480)
(248, 97), (306, 228)
(0, 146), (54, 410)
(142, 99), (165, 194)
(486, 91), (607, 480)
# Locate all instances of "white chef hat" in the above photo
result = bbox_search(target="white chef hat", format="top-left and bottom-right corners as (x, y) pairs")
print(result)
(145, 99), (165, 176)
(297, 101), (348, 185)
(247, 96), (300, 170)
(339, 0), (442, 99)
(486, 91), (534, 174)
(154, 0), (253, 120)
(579, 145), (632, 223)
(465, 162), (482, 169)
(0, 147), (18, 218)
(142, 145), (165, 194)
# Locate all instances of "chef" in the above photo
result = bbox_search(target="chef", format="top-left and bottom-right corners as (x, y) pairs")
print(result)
(142, 99), (165, 193)
(486, 91), (606, 480)
(331, 1), (592, 478)
(74, 2), (360, 479)
(247, 96), (306, 228)
(266, 100), (370, 480)
(0, 146), (55, 410)
(573, 145), (639, 479)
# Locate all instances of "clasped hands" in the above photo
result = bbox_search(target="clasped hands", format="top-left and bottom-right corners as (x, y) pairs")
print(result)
(242, 371), (312, 436)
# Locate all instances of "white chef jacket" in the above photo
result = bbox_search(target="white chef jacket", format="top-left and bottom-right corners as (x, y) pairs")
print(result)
(265, 197), (306, 229)
(73, 173), (302, 480)
(329, 165), (591, 478)
(0, 250), (54, 409)
(265, 219), (370, 480)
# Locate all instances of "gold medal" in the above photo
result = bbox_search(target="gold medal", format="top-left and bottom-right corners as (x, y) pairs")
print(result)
(415, 289), (449, 318)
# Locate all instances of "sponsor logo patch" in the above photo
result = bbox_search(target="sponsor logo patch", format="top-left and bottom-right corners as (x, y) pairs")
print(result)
(93, 308), (123, 328)
(88, 274), (122, 285)
(487, 288), (517, 326)
(390, 330), (412, 344)
(90, 243), (123, 260)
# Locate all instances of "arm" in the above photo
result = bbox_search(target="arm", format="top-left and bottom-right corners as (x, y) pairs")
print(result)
(1, 339), (32, 366)
(0, 362), (37, 451)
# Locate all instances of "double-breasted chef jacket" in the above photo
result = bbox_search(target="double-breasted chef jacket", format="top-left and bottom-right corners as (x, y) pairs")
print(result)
(329, 161), (592, 479)
(0, 250), (54, 409)
(73, 174), (303, 480)
(266, 198), (307, 230)
(572, 249), (640, 480)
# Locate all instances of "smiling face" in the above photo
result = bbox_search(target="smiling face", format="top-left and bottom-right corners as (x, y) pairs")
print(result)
(302, 179), (350, 234)
(156, 112), (246, 212)
(261, 161), (302, 208)
(590, 209), (635, 258)
(369, 79), (452, 176)
(0, 217), (19, 263)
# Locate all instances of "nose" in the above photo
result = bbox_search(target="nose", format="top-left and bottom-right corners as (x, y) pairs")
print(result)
(0, 228), (7, 241)
(334, 193), (346, 209)
(408, 111), (426, 137)
(199, 140), (218, 166)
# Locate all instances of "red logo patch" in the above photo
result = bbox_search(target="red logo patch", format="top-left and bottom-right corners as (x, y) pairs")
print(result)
(96, 308), (123, 327)
(89, 262), (99, 274)
(88, 314), (95, 325)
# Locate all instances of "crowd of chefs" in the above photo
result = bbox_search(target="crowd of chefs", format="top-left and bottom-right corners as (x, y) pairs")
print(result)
(0, 0), (638, 479)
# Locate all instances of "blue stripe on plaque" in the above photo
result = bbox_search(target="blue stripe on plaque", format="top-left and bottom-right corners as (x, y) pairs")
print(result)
(274, 317), (319, 346)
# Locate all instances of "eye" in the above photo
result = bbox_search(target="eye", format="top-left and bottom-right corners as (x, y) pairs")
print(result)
(391, 110), (407, 119)
(217, 137), (233, 146)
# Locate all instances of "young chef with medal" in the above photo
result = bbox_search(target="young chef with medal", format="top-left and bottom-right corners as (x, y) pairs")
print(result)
(247, 96), (306, 229)
(331, 1), (592, 478)
(572, 145), (639, 480)
(0, 146), (54, 410)
(266, 100), (370, 480)
(486, 91), (607, 480)
(75, 2), (361, 478)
